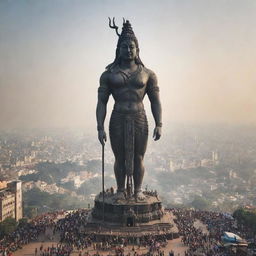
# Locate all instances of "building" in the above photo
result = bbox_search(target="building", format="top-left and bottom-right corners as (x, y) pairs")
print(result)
(0, 180), (22, 222)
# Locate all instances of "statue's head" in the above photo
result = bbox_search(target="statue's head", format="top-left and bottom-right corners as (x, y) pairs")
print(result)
(106, 18), (144, 70)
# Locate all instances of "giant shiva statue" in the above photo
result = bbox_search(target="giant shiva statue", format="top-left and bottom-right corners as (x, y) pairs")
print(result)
(96, 18), (162, 200)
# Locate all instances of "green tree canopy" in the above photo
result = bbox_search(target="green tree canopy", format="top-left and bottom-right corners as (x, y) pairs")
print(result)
(0, 217), (17, 238)
(191, 195), (210, 210)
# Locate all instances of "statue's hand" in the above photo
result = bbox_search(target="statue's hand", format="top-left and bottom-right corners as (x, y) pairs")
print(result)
(153, 126), (161, 141)
(98, 129), (107, 146)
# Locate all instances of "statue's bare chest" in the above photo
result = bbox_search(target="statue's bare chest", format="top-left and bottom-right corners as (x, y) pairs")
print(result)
(108, 67), (149, 92)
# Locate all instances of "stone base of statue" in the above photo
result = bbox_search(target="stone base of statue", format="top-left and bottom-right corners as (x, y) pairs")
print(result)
(84, 191), (179, 239)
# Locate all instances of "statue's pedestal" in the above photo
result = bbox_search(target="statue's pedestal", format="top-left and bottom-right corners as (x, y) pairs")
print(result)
(92, 193), (164, 225)
(84, 192), (179, 239)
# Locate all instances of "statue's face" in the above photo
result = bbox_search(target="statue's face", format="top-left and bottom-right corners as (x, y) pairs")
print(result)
(119, 40), (137, 61)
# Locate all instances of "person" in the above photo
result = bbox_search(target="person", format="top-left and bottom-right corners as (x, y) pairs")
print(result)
(96, 19), (162, 200)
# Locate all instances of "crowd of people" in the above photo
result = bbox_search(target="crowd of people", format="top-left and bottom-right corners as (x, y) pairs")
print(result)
(0, 207), (253, 256)
(55, 209), (169, 255)
(55, 209), (91, 250)
(0, 211), (65, 256)
(34, 244), (73, 256)
(193, 210), (252, 241)
(171, 208), (251, 256)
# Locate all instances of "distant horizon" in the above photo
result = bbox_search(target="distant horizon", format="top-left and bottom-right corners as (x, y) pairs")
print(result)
(1, 121), (256, 134)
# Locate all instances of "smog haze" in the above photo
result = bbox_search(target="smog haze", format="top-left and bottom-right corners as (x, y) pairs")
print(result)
(1, 0), (256, 130)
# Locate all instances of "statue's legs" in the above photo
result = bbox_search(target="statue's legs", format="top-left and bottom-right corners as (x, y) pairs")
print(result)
(109, 110), (148, 197)
(133, 155), (145, 193)
(113, 148), (126, 193)
(109, 112), (126, 193)
(134, 114), (148, 194)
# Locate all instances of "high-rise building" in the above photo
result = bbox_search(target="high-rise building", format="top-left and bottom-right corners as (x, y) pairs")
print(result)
(0, 191), (15, 221)
(0, 180), (22, 222)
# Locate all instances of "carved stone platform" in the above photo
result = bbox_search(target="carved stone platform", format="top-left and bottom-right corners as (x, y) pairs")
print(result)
(92, 193), (164, 225)
(84, 192), (179, 239)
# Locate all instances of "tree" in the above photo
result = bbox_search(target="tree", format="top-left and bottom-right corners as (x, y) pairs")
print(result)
(233, 208), (256, 233)
(61, 181), (75, 191)
(86, 160), (101, 174)
(18, 218), (28, 228)
(191, 195), (210, 210)
(24, 206), (38, 219)
(0, 217), (17, 238)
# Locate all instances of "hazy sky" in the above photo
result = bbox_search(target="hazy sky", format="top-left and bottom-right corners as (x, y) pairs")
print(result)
(1, 0), (256, 130)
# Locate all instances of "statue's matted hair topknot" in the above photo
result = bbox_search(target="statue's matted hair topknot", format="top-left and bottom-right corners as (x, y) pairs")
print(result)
(106, 17), (144, 70)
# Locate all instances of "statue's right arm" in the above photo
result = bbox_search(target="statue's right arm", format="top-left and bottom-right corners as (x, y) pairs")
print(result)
(96, 71), (110, 145)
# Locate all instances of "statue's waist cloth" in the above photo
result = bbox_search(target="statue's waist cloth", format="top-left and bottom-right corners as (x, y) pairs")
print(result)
(109, 109), (148, 176)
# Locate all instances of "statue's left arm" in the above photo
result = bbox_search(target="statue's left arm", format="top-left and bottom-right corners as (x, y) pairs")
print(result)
(146, 70), (162, 141)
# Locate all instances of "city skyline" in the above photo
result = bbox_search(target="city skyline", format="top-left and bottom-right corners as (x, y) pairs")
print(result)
(1, 0), (256, 129)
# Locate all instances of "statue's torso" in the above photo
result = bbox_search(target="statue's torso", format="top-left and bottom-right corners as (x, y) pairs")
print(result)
(107, 65), (150, 113)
